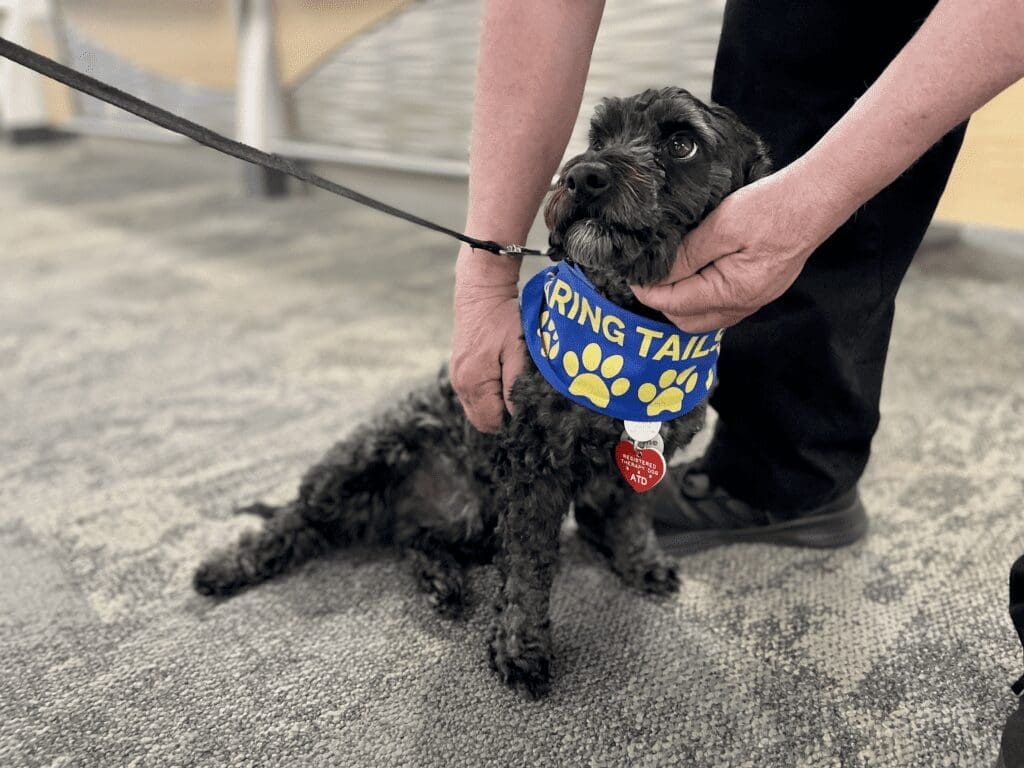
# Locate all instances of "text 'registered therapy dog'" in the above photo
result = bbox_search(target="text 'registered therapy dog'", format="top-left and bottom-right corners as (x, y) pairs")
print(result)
(194, 87), (770, 698)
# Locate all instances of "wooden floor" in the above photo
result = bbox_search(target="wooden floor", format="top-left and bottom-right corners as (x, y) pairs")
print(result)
(57, 0), (410, 89)
(934, 82), (1024, 231)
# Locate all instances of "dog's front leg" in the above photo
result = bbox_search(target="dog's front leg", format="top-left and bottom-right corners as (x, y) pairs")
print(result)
(488, 437), (572, 699)
(575, 476), (679, 596)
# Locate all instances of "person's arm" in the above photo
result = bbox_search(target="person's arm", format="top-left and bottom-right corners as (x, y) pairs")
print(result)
(452, 0), (604, 433)
(633, 0), (1024, 332)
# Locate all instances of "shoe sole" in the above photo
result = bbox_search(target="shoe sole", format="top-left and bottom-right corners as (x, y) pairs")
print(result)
(657, 495), (869, 556)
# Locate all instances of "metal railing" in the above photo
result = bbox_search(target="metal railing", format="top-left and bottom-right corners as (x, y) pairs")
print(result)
(1, 0), (726, 192)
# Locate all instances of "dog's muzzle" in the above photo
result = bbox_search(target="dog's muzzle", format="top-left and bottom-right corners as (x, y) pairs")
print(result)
(564, 161), (612, 203)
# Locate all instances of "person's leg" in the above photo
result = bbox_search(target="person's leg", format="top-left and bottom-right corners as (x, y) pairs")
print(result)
(695, 0), (965, 515)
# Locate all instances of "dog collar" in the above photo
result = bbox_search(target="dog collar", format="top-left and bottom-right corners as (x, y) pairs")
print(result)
(521, 261), (722, 422)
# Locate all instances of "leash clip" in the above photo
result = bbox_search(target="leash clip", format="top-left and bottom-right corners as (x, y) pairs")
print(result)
(499, 244), (526, 256)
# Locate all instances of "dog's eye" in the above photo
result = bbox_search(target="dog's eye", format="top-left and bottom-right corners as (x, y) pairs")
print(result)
(590, 138), (605, 152)
(669, 134), (698, 161)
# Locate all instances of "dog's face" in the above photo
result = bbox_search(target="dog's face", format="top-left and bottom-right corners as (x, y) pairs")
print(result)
(544, 87), (770, 291)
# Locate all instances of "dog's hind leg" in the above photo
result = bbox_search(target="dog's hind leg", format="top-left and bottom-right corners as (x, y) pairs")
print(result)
(191, 434), (404, 599)
(193, 389), (452, 599)
(193, 502), (332, 597)
(574, 477), (679, 596)
(192, 439), (408, 599)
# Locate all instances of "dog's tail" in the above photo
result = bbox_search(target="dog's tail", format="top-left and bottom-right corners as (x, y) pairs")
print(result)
(193, 418), (430, 598)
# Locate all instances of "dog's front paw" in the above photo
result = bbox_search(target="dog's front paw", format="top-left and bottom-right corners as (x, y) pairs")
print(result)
(488, 608), (553, 699)
(410, 552), (467, 620)
(618, 557), (680, 597)
(420, 571), (466, 620)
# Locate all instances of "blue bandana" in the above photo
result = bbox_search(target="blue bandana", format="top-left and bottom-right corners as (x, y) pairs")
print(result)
(521, 262), (722, 423)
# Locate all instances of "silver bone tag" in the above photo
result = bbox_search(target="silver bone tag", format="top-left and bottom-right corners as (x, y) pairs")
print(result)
(619, 430), (665, 455)
(623, 420), (663, 445)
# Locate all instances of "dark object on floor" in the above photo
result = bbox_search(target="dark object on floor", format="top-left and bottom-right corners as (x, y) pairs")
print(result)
(997, 554), (1024, 768)
(998, 702), (1024, 768)
(651, 461), (868, 555)
(1010, 554), (1024, 690)
(193, 87), (769, 698)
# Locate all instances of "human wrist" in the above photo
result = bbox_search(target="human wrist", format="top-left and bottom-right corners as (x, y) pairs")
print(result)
(781, 151), (865, 247)
(455, 242), (522, 293)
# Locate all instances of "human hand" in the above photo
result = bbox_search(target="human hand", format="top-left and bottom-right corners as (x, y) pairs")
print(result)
(450, 246), (526, 433)
(631, 164), (852, 331)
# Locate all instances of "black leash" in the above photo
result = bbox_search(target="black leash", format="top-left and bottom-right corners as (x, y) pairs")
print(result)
(0, 36), (546, 258)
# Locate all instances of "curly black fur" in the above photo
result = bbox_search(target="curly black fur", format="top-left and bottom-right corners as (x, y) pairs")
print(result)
(194, 88), (770, 698)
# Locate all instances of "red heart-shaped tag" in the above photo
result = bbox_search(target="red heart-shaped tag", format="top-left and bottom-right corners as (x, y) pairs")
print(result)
(614, 440), (667, 493)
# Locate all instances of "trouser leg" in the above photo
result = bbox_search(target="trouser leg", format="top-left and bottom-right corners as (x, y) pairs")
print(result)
(705, 0), (967, 512)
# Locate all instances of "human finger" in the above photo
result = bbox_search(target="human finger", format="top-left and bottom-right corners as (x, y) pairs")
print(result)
(500, 335), (527, 417)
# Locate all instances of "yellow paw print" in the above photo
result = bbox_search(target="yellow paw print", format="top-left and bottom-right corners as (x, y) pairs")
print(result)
(562, 342), (630, 408)
(637, 366), (699, 417)
(537, 311), (559, 359)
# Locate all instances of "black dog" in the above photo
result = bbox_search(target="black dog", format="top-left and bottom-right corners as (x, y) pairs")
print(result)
(193, 87), (769, 698)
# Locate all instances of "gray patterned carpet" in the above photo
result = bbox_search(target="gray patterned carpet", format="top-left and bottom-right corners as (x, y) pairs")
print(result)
(1, 138), (1022, 767)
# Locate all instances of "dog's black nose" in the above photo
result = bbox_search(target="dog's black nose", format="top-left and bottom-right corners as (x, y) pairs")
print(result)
(564, 162), (611, 200)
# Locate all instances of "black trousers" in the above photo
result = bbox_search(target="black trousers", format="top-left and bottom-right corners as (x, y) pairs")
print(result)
(705, 0), (968, 513)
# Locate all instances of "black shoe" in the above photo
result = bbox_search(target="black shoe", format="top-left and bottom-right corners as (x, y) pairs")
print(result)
(997, 696), (1024, 768)
(651, 461), (869, 555)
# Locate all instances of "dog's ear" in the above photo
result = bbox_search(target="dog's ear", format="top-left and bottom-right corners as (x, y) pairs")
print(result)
(740, 133), (772, 184)
(709, 103), (772, 185)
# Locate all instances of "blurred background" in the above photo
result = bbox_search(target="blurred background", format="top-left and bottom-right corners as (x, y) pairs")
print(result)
(3, 0), (1022, 230)
(1, 3), (1022, 767)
